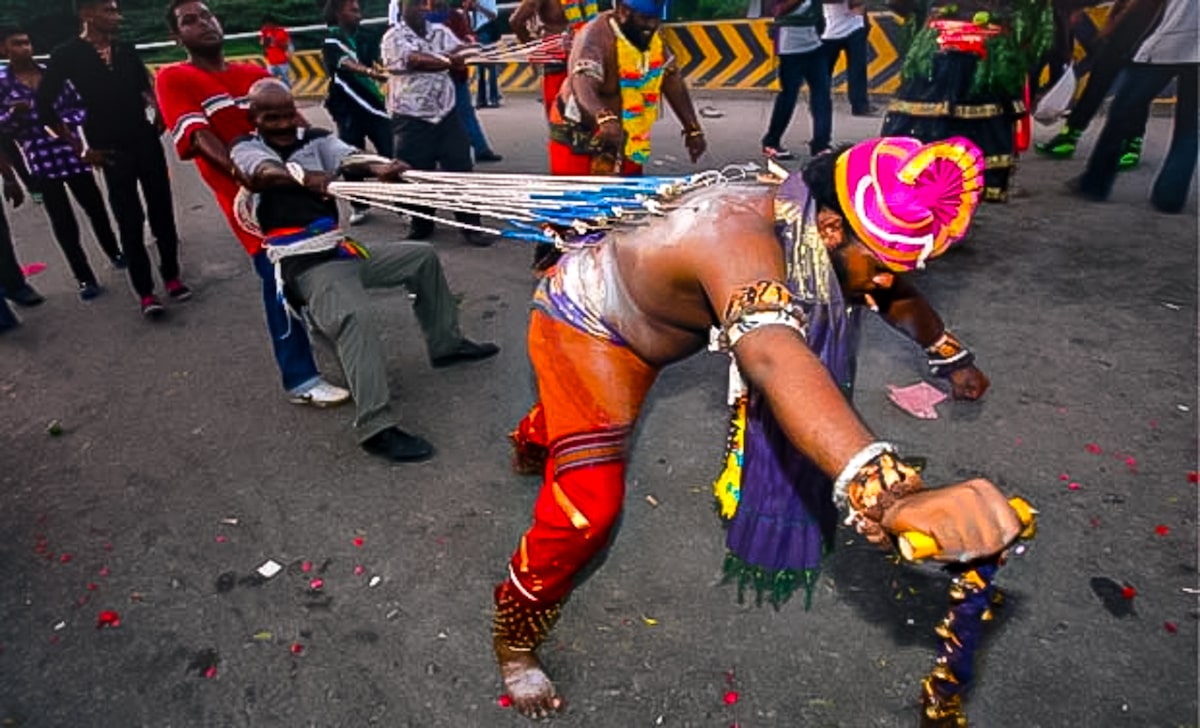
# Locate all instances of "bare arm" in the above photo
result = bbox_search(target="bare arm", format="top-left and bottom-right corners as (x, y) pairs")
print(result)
(510, 0), (540, 43)
(876, 275), (989, 401)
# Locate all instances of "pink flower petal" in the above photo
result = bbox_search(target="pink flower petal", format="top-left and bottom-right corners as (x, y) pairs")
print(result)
(20, 262), (46, 277)
(1059, 473), (1069, 481)
(1165, 621), (1178, 634)
(99, 566), (110, 577)
(204, 665), (218, 678)
(301, 561), (312, 573)
(59, 553), (72, 563)
(1085, 443), (1102, 454)
(215, 535), (227, 543)
(497, 694), (512, 708)
(1068, 482), (1080, 491)
(723, 690), (739, 705)
(353, 536), (365, 548)
(354, 565), (365, 576)
(309, 578), (324, 590)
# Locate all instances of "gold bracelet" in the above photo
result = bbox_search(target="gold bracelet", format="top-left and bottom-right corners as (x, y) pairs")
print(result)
(682, 127), (704, 139)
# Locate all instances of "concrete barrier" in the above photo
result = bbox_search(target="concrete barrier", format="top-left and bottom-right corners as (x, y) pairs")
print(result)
(153, 5), (1128, 101)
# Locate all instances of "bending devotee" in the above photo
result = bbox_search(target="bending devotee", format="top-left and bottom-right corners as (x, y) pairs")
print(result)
(510, 0), (601, 115)
(711, 142), (989, 609)
(231, 81), (499, 461)
(881, 0), (1054, 202)
(156, 0), (351, 407)
(494, 136), (1023, 719)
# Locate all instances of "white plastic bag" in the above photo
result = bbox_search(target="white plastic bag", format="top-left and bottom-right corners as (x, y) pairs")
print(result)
(1034, 65), (1076, 125)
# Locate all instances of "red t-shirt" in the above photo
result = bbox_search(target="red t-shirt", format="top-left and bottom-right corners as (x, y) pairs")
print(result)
(156, 61), (270, 255)
(260, 26), (291, 66)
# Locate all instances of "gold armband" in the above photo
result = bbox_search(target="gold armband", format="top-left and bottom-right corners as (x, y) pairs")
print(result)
(715, 280), (805, 351)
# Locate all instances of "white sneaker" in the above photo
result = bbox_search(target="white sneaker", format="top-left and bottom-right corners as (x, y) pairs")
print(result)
(289, 380), (352, 408)
(348, 210), (369, 226)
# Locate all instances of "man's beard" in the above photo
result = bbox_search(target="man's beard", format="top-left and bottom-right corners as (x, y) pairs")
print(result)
(618, 19), (654, 50)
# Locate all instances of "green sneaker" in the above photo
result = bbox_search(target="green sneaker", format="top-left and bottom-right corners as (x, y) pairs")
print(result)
(1035, 126), (1082, 159)
(1118, 137), (1143, 170)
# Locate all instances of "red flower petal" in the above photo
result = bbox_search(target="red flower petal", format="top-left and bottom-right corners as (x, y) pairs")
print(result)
(1155, 525), (1170, 536)
(1059, 473), (1069, 481)
(97, 610), (121, 629)
(60, 553), (72, 563)
(301, 561), (312, 573)
(353, 537), (365, 548)
(723, 690), (739, 705)
(1121, 586), (1137, 600)
(309, 578), (324, 591)
(1164, 621), (1178, 634)
(99, 566), (110, 577)
(290, 642), (305, 655)
(498, 694), (513, 708)
(87, 582), (99, 591)
(1189, 471), (1199, 483)
(354, 565), (365, 576)
(1068, 482), (1080, 491)
(1085, 443), (1102, 454)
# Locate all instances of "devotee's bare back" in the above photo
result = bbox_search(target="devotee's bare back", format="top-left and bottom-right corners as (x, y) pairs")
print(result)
(603, 185), (783, 365)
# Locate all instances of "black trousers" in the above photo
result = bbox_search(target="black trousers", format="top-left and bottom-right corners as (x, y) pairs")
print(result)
(40, 172), (122, 286)
(334, 106), (394, 214)
(0, 202), (29, 293)
(100, 135), (180, 297)
(391, 112), (479, 235)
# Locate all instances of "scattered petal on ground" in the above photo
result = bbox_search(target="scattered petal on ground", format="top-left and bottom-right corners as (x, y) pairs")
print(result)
(1155, 525), (1170, 536)
(1068, 482), (1080, 491)
(1188, 471), (1198, 484)
(301, 561), (312, 573)
(497, 694), (512, 708)
(1090, 577), (1136, 618)
(354, 565), (365, 576)
(99, 566), (109, 577)
(215, 535), (227, 543)
(290, 643), (304, 655)
(1164, 622), (1178, 634)
(1085, 443), (1103, 454)
(723, 690), (739, 705)
(309, 578), (324, 591)
(1121, 586), (1137, 600)
(353, 536), (364, 548)
(886, 382), (946, 419)
(96, 610), (121, 629)
(1059, 473), (1069, 481)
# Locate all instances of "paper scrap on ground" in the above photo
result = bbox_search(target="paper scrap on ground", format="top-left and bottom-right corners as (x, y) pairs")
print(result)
(256, 560), (282, 578)
(886, 382), (947, 419)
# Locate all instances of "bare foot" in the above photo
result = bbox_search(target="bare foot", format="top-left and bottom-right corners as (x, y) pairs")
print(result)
(495, 637), (564, 720)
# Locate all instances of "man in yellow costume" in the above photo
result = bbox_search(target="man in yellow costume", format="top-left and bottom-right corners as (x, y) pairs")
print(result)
(547, 0), (707, 176)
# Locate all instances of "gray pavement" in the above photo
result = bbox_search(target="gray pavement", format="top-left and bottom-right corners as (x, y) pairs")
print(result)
(0, 92), (1196, 728)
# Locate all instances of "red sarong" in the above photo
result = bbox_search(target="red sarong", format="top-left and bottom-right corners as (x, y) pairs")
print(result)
(548, 140), (644, 177)
(543, 69), (568, 118)
(506, 310), (658, 605)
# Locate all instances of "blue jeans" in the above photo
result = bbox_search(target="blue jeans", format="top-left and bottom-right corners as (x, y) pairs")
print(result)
(455, 79), (495, 156)
(269, 63), (291, 88)
(1081, 63), (1198, 213)
(762, 47), (833, 155)
(474, 25), (501, 106)
(253, 250), (321, 393)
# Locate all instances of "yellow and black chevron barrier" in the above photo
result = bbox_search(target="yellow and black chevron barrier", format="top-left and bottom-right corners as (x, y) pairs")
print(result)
(150, 4), (1144, 102)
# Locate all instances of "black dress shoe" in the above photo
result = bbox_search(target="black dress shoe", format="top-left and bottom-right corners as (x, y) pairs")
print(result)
(408, 219), (436, 240)
(7, 284), (45, 307)
(361, 426), (435, 462)
(460, 231), (494, 247)
(431, 339), (500, 368)
(475, 151), (504, 163)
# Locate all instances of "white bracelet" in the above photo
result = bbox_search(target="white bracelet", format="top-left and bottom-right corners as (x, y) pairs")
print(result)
(832, 441), (897, 508)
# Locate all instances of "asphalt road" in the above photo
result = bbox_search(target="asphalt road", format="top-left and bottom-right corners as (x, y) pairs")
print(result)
(0, 92), (1196, 728)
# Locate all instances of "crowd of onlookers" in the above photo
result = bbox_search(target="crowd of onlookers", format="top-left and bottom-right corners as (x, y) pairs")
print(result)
(0, 0), (511, 334)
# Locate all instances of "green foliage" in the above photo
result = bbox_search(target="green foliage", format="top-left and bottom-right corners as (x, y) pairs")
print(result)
(0, 0), (391, 53)
(668, 0), (752, 21)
